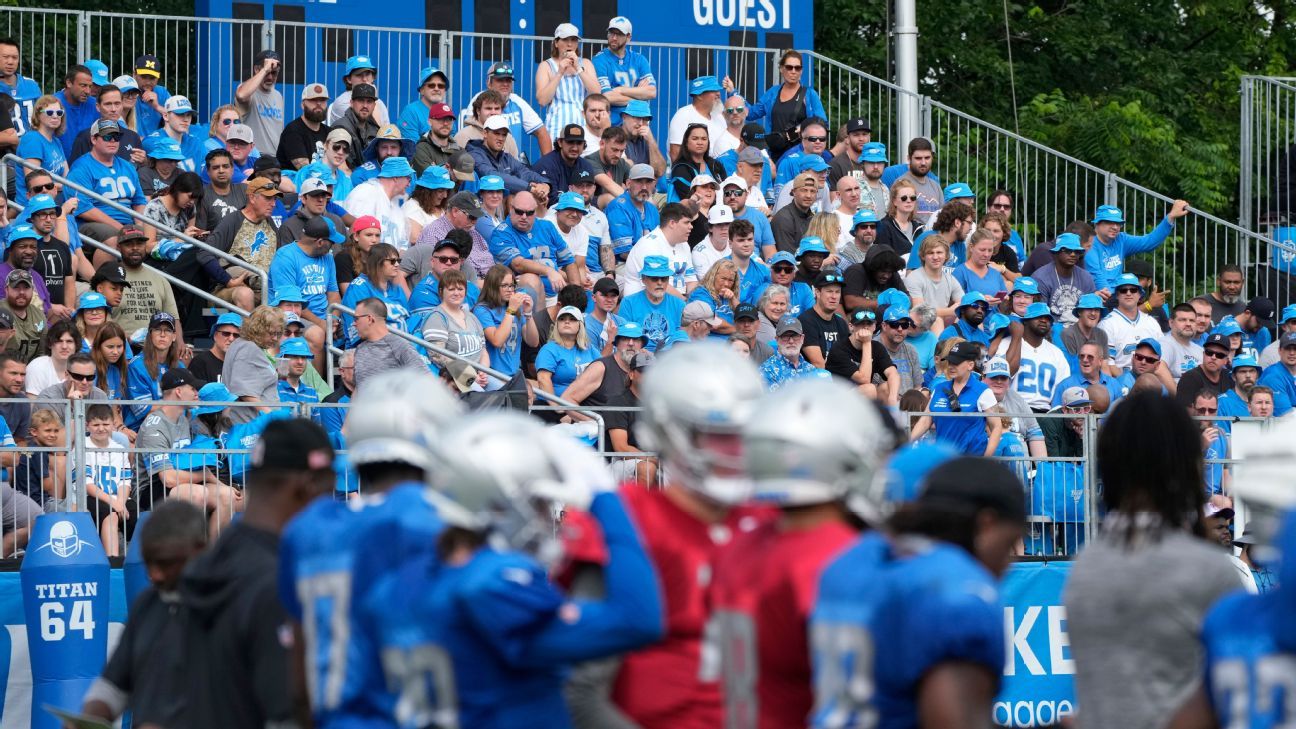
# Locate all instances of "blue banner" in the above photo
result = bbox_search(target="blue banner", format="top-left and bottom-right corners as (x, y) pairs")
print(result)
(995, 561), (1076, 728)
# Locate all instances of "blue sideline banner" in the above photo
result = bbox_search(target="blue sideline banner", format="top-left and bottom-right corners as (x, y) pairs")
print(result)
(996, 561), (1076, 728)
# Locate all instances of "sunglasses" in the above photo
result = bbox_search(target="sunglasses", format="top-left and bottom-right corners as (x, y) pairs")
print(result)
(1195, 406), (1219, 415)
(1116, 287), (1141, 295)
(886, 320), (912, 330)
(990, 202), (1012, 210)
(42, 108), (64, 117)
(68, 371), (96, 382)
(434, 255), (462, 265)
(723, 107), (745, 114)
(383, 257), (401, 264)
(1132, 353), (1160, 364)
(783, 64), (802, 71)
(100, 135), (121, 143)
(512, 208), (537, 217)
(771, 265), (795, 274)
(723, 188), (745, 197)
(331, 143), (350, 152)
(220, 118), (236, 126)
(1078, 354), (1097, 360)
(1203, 349), (1230, 360)
(897, 195), (916, 202)
(425, 82), (446, 90)
(29, 182), (56, 194)
(214, 330), (240, 339)
(803, 136), (828, 146)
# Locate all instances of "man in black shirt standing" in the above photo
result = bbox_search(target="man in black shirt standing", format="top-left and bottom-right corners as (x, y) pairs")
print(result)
(825, 307), (900, 403)
(277, 82), (331, 171)
(798, 271), (849, 368)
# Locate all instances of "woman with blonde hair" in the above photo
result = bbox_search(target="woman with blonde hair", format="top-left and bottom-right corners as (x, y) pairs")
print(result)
(536, 303), (600, 400)
(687, 258), (740, 339)
(17, 95), (67, 201)
(874, 178), (921, 255)
(203, 104), (243, 153)
(221, 305), (285, 423)
(805, 212), (842, 272)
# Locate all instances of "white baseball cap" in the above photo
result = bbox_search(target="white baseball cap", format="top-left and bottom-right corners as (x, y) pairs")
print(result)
(608, 16), (633, 34)
(554, 22), (580, 39)
(484, 115), (511, 132)
(708, 205), (735, 225)
(690, 173), (718, 188)
(299, 177), (331, 196)
(721, 174), (749, 191)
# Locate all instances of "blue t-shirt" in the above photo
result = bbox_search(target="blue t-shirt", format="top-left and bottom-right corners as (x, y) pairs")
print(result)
(535, 341), (600, 395)
(474, 303), (527, 377)
(605, 191), (660, 257)
(67, 154), (147, 224)
(16, 132), (68, 204)
(1202, 590), (1294, 728)
(397, 99), (432, 141)
(952, 264), (1007, 298)
(1257, 363), (1296, 417)
(269, 243), (339, 318)
(408, 275), (480, 316)
(125, 357), (184, 431)
(1053, 372), (1125, 408)
(489, 219), (576, 297)
(54, 90), (99, 158)
(592, 48), (655, 119)
(0, 75), (41, 135)
(617, 291), (685, 352)
(733, 257), (771, 305)
(143, 128), (205, 173)
(753, 280), (815, 317)
(937, 319), (990, 347)
(687, 287), (734, 339)
(1204, 430), (1228, 496)
(133, 85), (172, 137)
(1083, 218), (1174, 292)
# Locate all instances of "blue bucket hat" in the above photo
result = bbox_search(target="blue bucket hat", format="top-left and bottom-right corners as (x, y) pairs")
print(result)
(640, 255), (672, 279)
(378, 157), (415, 179)
(877, 289), (912, 310)
(1051, 233), (1084, 252)
(278, 336), (312, 358)
(418, 65), (446, 86)
(986, 312), (1013, 335)
(554, 191), (588, 213)
(84, 59), (110, 86)
(76, 291), (111, 314)
(1232, 354), (1261, 372)
(798, 155), (830, 173)
(1091, 205), (1125, 224)
(148, 137), (186, 161)
(271, 285), (307, 306)
(851, 209), (880, 229)
(858, 142), (887, 164)
(477, 174), (506, 192)
(1011, 277), (1040, 296)
(689, 75), (723, 95)
(622, 99), (652, 119)
(298, 162), (338, 187)
(796, 236), (830, 258)
(1072, 293), (1104, 316)
(209, 311), (243, 338)
(193, 382), (235, 416)
(615, 321), (648, 341)
(1112, 272), (1143, 293)
(1282, 304), (1296, 324)
(1023, 301), (1053, 320)
(5, 223), (38, 250)
(345, 55), (377, 76)
(415, 166), (454, 191)
(768, 251), (797, 268)
(25, 194), (57, 215)
(955, 291), (990, 313)
(943, 182), (975, 201)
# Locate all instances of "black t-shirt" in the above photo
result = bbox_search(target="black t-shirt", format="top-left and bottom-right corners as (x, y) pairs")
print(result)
(798, 308), (850, 358)
(35, 236), (72, 307)
(334, 250), (358, 289)
(277, 118), (331, 170)
(825, 337), (896, 384)
(188, 350), (225, 384)
(1175, 366), (1234, 410)
(991, 243), (1020, 274)
(603, 389), (641, 450)
(0, 93), (15, 155)
(196, 183), (249, 231)
(827, 153), (867, 190)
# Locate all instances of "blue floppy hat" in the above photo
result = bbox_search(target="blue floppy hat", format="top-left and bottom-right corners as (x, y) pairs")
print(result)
(193, 382), (235, 416)
(415, 166), (454, 191)
(378, 157), (415, 179)
(689, 75), (723, 95)
(345, 55), (377, 76)
(1072, 293), (1104, 316)
(554, 191), (588, 213)
(640, 255), (672, 279)
(858, 142), (887, 164)
(76, 291), (111, 315)
(25, 194), (57, 215)
(943, 182), (975, 201)
(851, 209), (880, 229)
(477, 174), (506, 192)
(1023, 301), (1053, 320)
(1011, 277), (1040, 296)
(209, 311), (243, 338)
(278, 336), (312, 358)
(1051, 233), (1084, 252)
(1091, 205), (1125, 225)
(795, 236), (830, 258)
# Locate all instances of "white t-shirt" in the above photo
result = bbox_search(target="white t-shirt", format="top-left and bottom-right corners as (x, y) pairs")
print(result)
(667, 103), (726, 156)
(621, 227), (697, 296)
(1098, 310), (1164, 370)
(833, 208), (856, 251)
(1260, 340), (1283, 369)
(543, 210), (591, 266)
(402, 199), (441, 242)
(83, 436), (132, 496)
(1013, 339), (1073, 410)
(24, 356), (62, 396)
(344, 181), (409, 252)
(582, 206), (609, 263)
(714, 129), (742, 158)
(691, 239), (731, 279)
(1158, 335), (1203, 382)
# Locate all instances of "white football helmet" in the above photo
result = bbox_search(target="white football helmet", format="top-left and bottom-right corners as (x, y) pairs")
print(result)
(429, 412), (613, 567)
(743, 378), (895, 524)
(1232, 417), (1296, 509)
(344, 370), (463, 472)
(636, 342), (764, 504)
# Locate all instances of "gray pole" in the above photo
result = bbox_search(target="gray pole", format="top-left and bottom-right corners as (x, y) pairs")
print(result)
(894, 0), (920, 150)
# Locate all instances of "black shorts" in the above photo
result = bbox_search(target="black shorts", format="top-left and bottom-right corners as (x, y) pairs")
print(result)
(86, 494), (139, 542)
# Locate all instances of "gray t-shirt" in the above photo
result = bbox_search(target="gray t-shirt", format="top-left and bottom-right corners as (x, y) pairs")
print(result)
(221, 337), (279, 424)
(136, 409), (191, 479)
(354, 333), (427, 391)
(197, 183), (249, 232)
(1064, 523), (1244, 729)
(240, 86), (286, 157)
(904, 268), (965, 311)
(898, 172), (943, 224)
(1158, 335), (1203, 382)
(33, 384), (107, 412)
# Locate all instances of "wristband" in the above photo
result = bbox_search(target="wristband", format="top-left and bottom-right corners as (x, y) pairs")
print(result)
(506, 308), (519, 316)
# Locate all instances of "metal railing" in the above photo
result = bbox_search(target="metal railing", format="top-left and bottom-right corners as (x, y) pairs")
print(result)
(1240, 75), (1296, 309)
(802, 51), (918, 163)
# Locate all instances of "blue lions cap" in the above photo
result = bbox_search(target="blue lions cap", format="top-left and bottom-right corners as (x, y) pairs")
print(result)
(956, 291), (990, 311)
(640, 255), (672, 279)
(986, 312), (1012, 335)
(278, 337), (313, 358)
(615, 321), (647, 341)
(25, 194), (57, 215)
(1113, 272), (1143, 293)
(148, 137), (186, 161)
(209, 311), (243, 338)
(477, 174), (506, 192)
(378, 157), (415, 179)
(984, 356), (1012, 379)
(284, 312), (304, 329)
(1213, 317), (1243, 337)
(798, 155), (830, 173)
(796, 236), (830, 258)
(1137, 337), (1163, 357)
(345, 55), (377, 76)
(554, 191), (588, 213)
(1282, 304), (1296, 324)
(1091, 204), (1125, 224)
(5, 223), (38, 249)
(883, 305), (913, 323)
(193, 382), (235, 416)
(271, 285), (307, 306)
(322, 216), (345, 245)
(876, 289), (911, 310)
(689, 75), (723, 95)
(943, 182), (975, 200)
(76, 291), (111, 314)
(1023, 301), (1053, 320)
(851, 209), (880, 229)
(858, 142), (887, 164)
(414, 166), (454, 191)
(84, 59), (110, 86)
(1072, 293), (1104, 315)
(1011, 277), (1040, 296)
(1232, 354), (1261, 371)
(885, 441), (961, 504)
(1051, 233), (1084, 252)
(768, 251), (797, 268)
(622, 99), (652, 119)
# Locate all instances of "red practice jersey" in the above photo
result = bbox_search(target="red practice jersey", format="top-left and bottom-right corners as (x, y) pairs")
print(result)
(709, 517), (859, 729)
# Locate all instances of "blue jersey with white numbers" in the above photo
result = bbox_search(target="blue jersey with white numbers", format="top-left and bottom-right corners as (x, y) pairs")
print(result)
(812, 533), (1004, 729)
(67, 153), (147, 224)
(1203, 591), (1296, 729)
(278, 483), (445, 728)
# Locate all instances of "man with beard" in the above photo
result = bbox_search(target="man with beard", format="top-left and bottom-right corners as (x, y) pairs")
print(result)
(1099, 273), (1164, 371)
(0, 224), (52, 312)
(411, 101), (459, 175)
(1217, 354), (1261, 419)
(1175, 333), (1235, 409)
(843, 242), (906, 312)
(1113, 337), (1175, 395)
(562, 321), (647, 412)
(1012, 302), (1072, 412)
(772, 171), (819, 253)
(116, 226), (180, 335)
(333, 83), (380, 169)
(761, 315), (822, 390)
(617, 99), (666, 175)
(827, 117), (872, 189)
(277, 82), (331, 171)
(195, 149), (247, 232)
(25, 195), (75, 318)
(939, 291), (991, 346)
(1159, 303), (1204, 382)
(1032, 232), (1095, 324)
(0, 270), (43, 362)
(882, 137), (942, 224)
(854, 142), (889, 215)
(234, 50), (284, 156)
(837, 209), (879, 268)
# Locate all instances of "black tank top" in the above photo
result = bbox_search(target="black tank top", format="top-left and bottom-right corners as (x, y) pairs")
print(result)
(585, 354), (631, 407)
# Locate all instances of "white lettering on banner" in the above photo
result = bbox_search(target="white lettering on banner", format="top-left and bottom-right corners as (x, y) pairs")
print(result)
(692, 0), (791, 29)
(992, 699), (1075, 728)
(1003, 605), (1073, 676)
(38, 600), (94, 641)
(32, 583), (98, 600)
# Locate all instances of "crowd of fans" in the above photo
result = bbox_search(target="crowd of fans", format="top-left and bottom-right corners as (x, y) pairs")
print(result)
(0, 16), (1281, 561)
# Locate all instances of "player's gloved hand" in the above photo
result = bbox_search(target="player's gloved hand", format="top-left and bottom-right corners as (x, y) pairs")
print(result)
(535, 428), (616, 512)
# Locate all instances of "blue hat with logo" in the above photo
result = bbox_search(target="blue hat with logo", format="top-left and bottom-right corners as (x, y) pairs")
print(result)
(1011, 277), (1040, 296)
(321, 216), (346, 245)
(1232, 354), (1261, 372)
(877, 289), (911, 310)
(298, 162), (338, 186)
(5, 223), (38, 249)
(554, 191), (588, 213)
(1072, 293), (1104, 315)
(883, 305), (913, 324)
(798, 155), (830, 173)
(284, 311), (304, 329)
(622, 99), (652, 119)
(477, 174), (506, 192)
(76, 291), (111, 314)
(640, 255), (672, 279)
(851, 209), (880, 229)
(943, 182), (975, 201)
(984, 356), (1012, 379)
(1051, 233), (1084, 252)
(85, 59), (110, 86)
(1023, 301), (1053, 320)
(378, 157), (415, 179)
(796, 236), (830, 258)
(615, 321), (647, 341)
(858, 142), (887, 164)
(768, 251), (797, 267)
(209, 311), (243, 338)
(955, 291), (990, 312)
(271, 285), (307, 306)
(1091, 205), (1125, 224)
(414, 166), (454, 190)
(25, 194), (57, 215)
(1137, 337), (1162, 357)
(278, 336), (312, 358)
(192, 382), (235, 416)
(1113, 272), (1143, 293)
(689, 75), (723, 95)
(884, 441), (961, 504)
(1213, 317), (1243, 337)
(1282, 304), (1296, 324)
(418, 65), (446, 85)
(345, 54), (377, 76)
(986, 311), (1013, 336)
(148, 137), (186, 161)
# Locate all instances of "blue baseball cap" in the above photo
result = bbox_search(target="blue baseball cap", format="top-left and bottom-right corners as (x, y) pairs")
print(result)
(885, 441), (960, 504)
(284, 312), (304, 330)
(858, 142), (887, 164)
(345, 55), (377, 76)
(640, 255), (672, 279)
(883, 305), (913, 324)
(322, 216), (346, 245)
(1112, 272), (1143, 293)
(1092, 205), (1125, 224)
(1232, 354), (1261, 372)
(24, 194), (57, 215)
(148, 137), (186, 161)
(689, 75), (723, 95)
(1023, 301), (1053, 320)
(554, 191), (588, 213)
(1011, 277), (1040, 296)
(943, 182), (975, 200)
(418, 65), (447, 85)
(84, 59), (110, 86)
(1137, 337), (1162, 357)
(1214, 317), (1243, 337)
(1281, 304), (1296, 324)
(271, 285), (307, 306)
(796, 236), (830, 258)
(278, 336), (313, 358)
(798, 155), (830, 173)
(986, 312), (1013, 335)
(877, 289), (911, 310)
(477, 174), (506, 192)
(209, 311), (243, 338)
(956, 291), (990, 311)
(622, 99), (652, 119)
(768, 251), (797, 267)
(1051, 233), (1084, 252)
(76, 291), (111, 314)
(851, 209), (880, 229)
(984, 356), (1012, 379)
(193, 382), (235, 416)
(615, 321), (647, 341)
(5, 223), (38, 249)
(1073, 293), (1104, 315)
(414, 166), (454, 191)
(378, 157), (414, 179)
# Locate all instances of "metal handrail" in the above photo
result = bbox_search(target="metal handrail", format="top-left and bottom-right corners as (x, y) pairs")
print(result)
(5, 154), (270, 306)
(800, 50), (919, 99)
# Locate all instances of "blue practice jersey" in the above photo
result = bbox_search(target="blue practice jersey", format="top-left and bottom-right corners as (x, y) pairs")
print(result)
(812, 532), (1003, 729)
(278, 484), (446, 728)
(1203, 591), (1296, 728)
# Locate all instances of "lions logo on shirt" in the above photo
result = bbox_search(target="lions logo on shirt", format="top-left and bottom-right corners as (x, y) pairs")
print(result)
(250, 230), (269, 255)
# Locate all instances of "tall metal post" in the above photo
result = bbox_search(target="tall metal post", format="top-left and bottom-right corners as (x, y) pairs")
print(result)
(894, 0), (920, 150)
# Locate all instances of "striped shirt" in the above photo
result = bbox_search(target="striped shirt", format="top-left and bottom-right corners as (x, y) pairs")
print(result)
(543, 58), (588, 140)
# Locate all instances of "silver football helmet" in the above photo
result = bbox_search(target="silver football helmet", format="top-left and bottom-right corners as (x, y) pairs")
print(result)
(344, 370), (463, 472)
(743, 378), (895, 524)
(636, 342), (764, 504)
